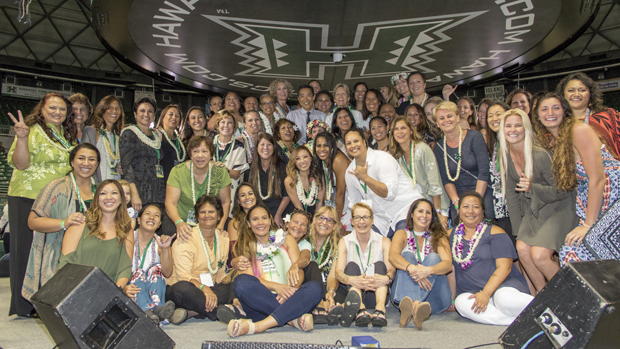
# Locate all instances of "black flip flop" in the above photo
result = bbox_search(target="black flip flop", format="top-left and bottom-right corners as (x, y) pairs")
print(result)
(340, 291), (361, 327)
(371, 309), (388, 327)
(355, 309), (372, 327)
(312, 307), (328, 325)
(327, 305), (344, 326)
(217, 304), (244, 324)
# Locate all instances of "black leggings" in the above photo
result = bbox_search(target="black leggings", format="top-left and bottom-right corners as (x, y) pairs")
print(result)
(344, 261), (388, 309)
(165, 281), (234, 321)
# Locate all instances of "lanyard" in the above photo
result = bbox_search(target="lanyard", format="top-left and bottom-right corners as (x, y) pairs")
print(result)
(71, 173), (96, 213)
(138, 237), (154, 270)
(215, 136), (233, 162)
(313, 237), (328, 263)
(354, 160), (368, 194)
(50, 126), (71, 149)
(355, 242), (372, 273)
(413, 235), (423, 263)
(404, 142), (414, 178)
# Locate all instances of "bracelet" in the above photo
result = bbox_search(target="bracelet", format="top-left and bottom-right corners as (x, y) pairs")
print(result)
(436, 209), (442, 214)
(406, 263), (413, 273)
(174, 219), (184, 226)
(60, 219), (66, 231)
(327, 289), (336, 294)
(481, 289), (490, 297)
(583, 223), (592, 229)
(199, 284), (204, 290)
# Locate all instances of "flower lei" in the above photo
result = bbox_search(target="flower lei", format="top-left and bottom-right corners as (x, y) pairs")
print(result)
(296, 173), (319, 207)
(256, 229), (286, 261)
(258, 166), (273, 200)
(199, 227), (224, 274)
(259, 112), (273, 135)
(191, 161), (212, 205)
(444, 126), (463, 181)
(99, 129), (120, 170)
(452, 221), (488, 270)
(35, 124), (73, 153)
(405, 229), (432, 260)
(390, 72), (409, 85)
(322, 161), (333, 200)
(122, 125), (161, 149)
(241, 130), (255, 163)
(160, 128), (186, 163)
(306, 119), (329, 138)
(214, 135), (233, 163)
(277, 140), (297, 160)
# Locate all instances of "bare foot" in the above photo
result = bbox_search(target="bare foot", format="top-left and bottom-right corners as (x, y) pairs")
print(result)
(446, 303), (456, 312)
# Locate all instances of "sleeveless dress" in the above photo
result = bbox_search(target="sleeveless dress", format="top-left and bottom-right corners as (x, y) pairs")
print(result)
(560, 145), (620, 264)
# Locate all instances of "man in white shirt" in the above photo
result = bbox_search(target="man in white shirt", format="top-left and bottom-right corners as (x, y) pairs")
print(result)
(286, 85), (326, 144)
(344, 129), (423, 238)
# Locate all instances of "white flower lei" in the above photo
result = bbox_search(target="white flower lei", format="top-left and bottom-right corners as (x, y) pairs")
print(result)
(296, 172), (319, 207)
(199, 226), (222, 274)
(191, 161), (212, 204)
(122, 125), (161, 149)
(160, 128), (186, 162)
(452, 221), (488, 268)
(256, 229), (286, 261)
(259, 112), (273, 135)
(444, 126), (463, 181)
(257, 167), (273, 200)
(34, 124), (72, 153)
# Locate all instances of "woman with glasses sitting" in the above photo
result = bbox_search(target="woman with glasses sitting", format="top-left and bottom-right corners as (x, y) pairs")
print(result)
(333, 202), (394, 328)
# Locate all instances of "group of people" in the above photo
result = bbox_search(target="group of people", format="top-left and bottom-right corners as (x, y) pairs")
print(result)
(5, 70), (620, 337)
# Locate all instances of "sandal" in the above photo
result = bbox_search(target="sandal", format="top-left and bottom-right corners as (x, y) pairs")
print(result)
(354, 309), (372, 327)
(399, 297), (415, 328)
(340, 291), (361, 327)
(412, 301), (431, 331)
(312, 307), (328, 325)
(169, 308), (188, 325)
(217, 304), (246, 324)
(327, 305), (343, 326)
(371, 309), (388, 327)
(227, 319), (255, 337)
(289, 313), (314, 332)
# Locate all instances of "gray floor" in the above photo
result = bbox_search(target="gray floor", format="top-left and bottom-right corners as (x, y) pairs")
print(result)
(0, 277), (504, 349)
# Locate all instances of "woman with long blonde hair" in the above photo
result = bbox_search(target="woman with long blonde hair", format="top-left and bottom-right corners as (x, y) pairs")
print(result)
(499, 108), (577, 293)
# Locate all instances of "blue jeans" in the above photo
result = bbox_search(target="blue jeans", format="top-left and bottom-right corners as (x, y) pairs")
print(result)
(233, 274), (323, 326)
(387, 219), (407, 240)
(130, 264), (166, 311)
(390, 252), (451, 314)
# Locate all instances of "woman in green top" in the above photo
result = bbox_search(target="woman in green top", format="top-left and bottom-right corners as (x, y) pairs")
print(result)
(23, 143), (100, 301)
(60, 180), (134, 296)
(165, 136), (231, 239)
(8, 92), (78, 317)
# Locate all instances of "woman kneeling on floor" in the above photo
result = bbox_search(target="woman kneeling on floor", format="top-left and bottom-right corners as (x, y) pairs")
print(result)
(334, 202), (395, 328)
(165, 195), (233, 324)
(451, 192), (533, 325)
(389, 198), (452, 330)
(226, 204), (323, 337)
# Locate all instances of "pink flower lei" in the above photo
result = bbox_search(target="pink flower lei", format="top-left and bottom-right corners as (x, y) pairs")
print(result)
(405, 229), (432, 259)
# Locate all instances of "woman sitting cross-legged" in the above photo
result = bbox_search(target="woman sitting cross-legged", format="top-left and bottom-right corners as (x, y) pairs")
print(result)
(389, 198), (452, 330)
(451, 192), (533, 326)
(126, 204), (176, 324)
(226, 204), (324, 337)
(165, 195), (233, 325)
(334, 202), (394, 328)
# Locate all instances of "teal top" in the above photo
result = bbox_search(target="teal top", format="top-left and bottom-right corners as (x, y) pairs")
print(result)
(59, 225), (132, 282)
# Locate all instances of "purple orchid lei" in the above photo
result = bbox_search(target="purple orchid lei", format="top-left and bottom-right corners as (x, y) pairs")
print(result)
(405, 229), (432, 259)
(453, 221), (487, 270)
(256, 229), (286, 261)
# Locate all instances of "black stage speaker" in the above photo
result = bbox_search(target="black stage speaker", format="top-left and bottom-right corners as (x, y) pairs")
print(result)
(31, 263), (175, 349)
(499, 260), (620, 349)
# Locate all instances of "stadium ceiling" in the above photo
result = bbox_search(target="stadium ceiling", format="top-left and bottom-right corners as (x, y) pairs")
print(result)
(0, 0), (619, 93)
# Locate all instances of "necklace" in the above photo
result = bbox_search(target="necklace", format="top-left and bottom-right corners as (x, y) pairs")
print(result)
(452, 221), (488, 270)
(70, 172), (96, 213)
(444, 126), (463, 181)
(296, 172), (319, 209)
(49, 125), (72, 149)
(405, 229), (431, 262)
(191, 161), (212, 204)
(584, 107), (591, 124)
(122, 125), (162, 149)
(199, 227), (222, 274)
(400, 141), (417, 188)
(258, 165), (273, 200)
(256, 229), (286, 261)
(99, 129), (120, 170)
(322, 161), (333, 200)
(35, 124), (72, 152)
(277, 140), (296, 160)
(409, 93), (429, 107)
(259, 112), (273, 135)
(312, 237), (333, 270)
(160, 128), (186, 162)
(241, 130), (255, 163)
(214, 135), (233, 163)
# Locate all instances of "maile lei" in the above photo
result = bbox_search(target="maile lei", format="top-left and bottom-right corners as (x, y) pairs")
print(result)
(256, 229), (286, 261)
(277, 140), (297, 160)
(444, 126), (463, 181)
(405, 229), (432, 262)
(241, 130), (255, 163)
(311, 237), (335, 271)
(160, 129), (186, 163)
(452, 221), (488, 270)
(37, 124), (73, 152)
(296, 172), (319, 209)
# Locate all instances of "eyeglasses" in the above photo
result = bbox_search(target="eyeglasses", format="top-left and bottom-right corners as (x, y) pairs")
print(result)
(317, 216), (335, 224)
(261, 101), (275, 106)
(352, 215), (373, 222)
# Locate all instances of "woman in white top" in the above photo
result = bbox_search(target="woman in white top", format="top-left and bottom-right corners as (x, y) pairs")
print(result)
(82, 95), (124, 182)
(334, 202), (394, 328)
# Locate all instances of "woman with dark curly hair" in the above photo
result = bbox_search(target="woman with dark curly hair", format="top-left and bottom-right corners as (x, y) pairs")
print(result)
(83, 95), (124, 182)
(361, 89), (384, 130)
(457, 97), (476, 130)
(8, 92), (78, 316)
(405, 103), (436, 147)
(273, 118), (301, 163)
(180, 106), (208, 146)
(556, 72), (620, 158)
(506, 89), (532, 116)
(533, 93), (620, 265)
(68, 93), (92, 142)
